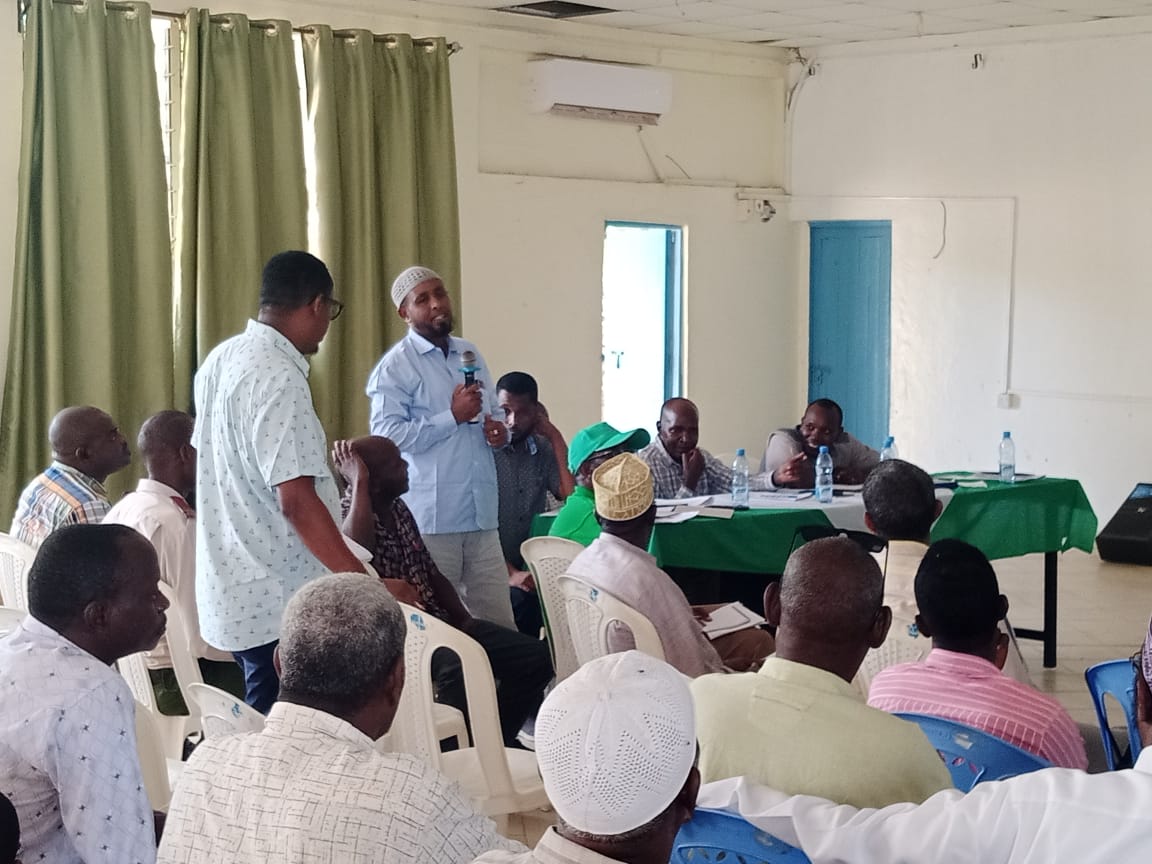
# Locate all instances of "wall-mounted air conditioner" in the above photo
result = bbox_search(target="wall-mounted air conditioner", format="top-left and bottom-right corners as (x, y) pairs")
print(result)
(528, 57), (673, 125)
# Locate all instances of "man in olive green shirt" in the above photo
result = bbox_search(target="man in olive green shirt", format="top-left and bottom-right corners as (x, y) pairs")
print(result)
(547, 422), (648, 547)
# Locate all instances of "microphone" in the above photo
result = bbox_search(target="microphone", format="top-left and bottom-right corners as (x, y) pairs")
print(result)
(460, 350), (477, 387)
(459, 350), (480, 424)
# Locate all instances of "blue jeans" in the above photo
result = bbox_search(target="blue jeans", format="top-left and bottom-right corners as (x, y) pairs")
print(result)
(232, 640), (279, 715)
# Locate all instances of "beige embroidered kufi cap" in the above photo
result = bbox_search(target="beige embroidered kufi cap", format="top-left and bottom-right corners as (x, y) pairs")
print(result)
(592, 452), (654, 521)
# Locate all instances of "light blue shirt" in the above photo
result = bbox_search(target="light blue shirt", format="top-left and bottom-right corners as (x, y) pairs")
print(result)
(366, 330), (501, 535)
(193, 320), (340, 652)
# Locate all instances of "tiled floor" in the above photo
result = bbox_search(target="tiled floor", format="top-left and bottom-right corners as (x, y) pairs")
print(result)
(502, 549), (1152, 846)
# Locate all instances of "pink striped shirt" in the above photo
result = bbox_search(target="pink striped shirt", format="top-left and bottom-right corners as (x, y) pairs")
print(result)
(868, 649), (1088, 770)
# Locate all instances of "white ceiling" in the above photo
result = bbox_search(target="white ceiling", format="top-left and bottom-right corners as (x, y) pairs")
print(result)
(422, 0), (1152, 47)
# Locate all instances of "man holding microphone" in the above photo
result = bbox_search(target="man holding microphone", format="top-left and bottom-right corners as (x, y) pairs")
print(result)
(366, 266), (515, 628)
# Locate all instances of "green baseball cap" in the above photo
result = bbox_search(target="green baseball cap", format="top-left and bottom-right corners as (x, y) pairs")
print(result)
(568, 422), (651, 473)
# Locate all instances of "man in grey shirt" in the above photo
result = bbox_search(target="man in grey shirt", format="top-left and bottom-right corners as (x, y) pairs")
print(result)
(761, 398), (879, 489)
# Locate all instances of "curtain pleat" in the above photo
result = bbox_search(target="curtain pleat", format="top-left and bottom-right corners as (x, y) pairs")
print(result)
(0, 0), (172, 522)
(302, 29), (462, 441)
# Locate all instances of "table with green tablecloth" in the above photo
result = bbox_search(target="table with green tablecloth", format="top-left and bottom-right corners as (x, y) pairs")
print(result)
(532, 475), (1097, 667)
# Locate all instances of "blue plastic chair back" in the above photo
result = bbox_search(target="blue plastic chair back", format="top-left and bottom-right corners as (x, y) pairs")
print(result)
(672, 807), (811, 863)
(895, 713), (1051, 791)
(1084, 659), (1143, 771)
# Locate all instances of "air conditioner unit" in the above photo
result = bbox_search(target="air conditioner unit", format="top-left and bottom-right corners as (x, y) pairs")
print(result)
(528, 58), (672, 125)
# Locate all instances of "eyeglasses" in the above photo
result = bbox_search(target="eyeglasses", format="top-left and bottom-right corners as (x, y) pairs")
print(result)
(326, 296), (345, 321)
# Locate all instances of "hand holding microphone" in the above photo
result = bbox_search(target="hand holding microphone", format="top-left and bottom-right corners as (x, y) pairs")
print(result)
(455, 350), (483, 424)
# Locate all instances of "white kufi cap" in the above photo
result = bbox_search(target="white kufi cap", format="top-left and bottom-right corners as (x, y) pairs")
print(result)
(535, 651), (696, 836)
(390, 266), (442, 309)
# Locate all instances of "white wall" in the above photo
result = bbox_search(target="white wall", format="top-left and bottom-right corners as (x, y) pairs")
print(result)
(0, 0), (796, 460)
(790, 31), (1152, 517)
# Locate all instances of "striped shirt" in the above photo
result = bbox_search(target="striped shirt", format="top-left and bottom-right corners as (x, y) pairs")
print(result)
(868, 648), (1088, 769)
(10, 461), (111, 548)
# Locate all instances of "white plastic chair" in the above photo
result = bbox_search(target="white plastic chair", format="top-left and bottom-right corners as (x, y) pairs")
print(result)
(154, 582), (207, 728)
(0, 605), (26, 637)
(117, 650), (197, 760)
(520, 536), (583, 681)
(557, 575), (665, 665)
(134, 700), (182, 811)
(855, 634), (927, 696)
(0, 533), (36, 610)
(387, 604), (548, 820)
(185, 682), (266, 738)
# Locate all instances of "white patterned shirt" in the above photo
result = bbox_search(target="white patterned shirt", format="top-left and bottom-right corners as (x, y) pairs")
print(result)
(158, 702), (522, 863)
(473, 828), (624, 864)
(193, 320), (340, 652)
(0, 617), (155, 864)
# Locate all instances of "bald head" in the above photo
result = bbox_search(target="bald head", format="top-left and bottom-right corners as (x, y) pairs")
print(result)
(768, 536), (891, 681)
(48, 405), (131, 482)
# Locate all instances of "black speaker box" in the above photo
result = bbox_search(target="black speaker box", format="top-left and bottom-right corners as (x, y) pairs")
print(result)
(1097, 483), (1152, 565)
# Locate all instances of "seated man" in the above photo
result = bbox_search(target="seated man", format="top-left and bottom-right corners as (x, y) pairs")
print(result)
(760, 398), (878, 489)
(104, 410), (245, 714)
(639, 397), (771, 498)
(548, 421), (649, 547)
(691, 536), (952, 809)
(473, 651), (700, 864)
(493, 371), (575, 635)
(10, 405), (132, 548)
(566, 453), (773, 676)
(861, 458), (1030, 688)
(868, 539), (1087, 769)
(0, 524), (170, 864)
(697, 675), (1152, 862)
(159, 574), (521, 863)
(334, 436), (553, 747)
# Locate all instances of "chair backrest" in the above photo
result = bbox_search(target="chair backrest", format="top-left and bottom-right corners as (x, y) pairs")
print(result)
(134, 700), (172, 811)
(1085, 659), (1143, 770)
(118, 650), (161, 714)
(185, 682), (266, 738)
(390, 604), (521, 802)
(855, 634), (926, 696)
(895, 712), (1051, 791)
(557, 575), (664, 666)
(520, 536), (583, 681)
(0, 533), (37, 610)
(0, 605), (25, 637)
(672, 807), (811, 863)
(156, 582), (205, 721)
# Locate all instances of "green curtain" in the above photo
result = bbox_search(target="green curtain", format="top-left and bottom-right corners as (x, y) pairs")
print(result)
(0, 0), (172, 524)
(173, 10), (307, 409)
(301, 28), (462, 441)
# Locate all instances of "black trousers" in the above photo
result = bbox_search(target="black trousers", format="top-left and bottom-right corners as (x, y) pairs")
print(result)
(433, 618), (554, 747)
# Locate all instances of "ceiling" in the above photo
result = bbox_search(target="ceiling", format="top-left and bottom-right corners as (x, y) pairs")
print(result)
(421, 0), (1152, 47)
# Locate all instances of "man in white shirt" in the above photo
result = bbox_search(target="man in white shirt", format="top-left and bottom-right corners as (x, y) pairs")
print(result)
(697, 673), (1152, 863)
(194, 251), (365, 713)
(104, 410), (244, 714)
(159, 573), (520, 864)
(473, 651), (701, 864)
(0, 523), (170, 864)
(366, 266), (514, 629)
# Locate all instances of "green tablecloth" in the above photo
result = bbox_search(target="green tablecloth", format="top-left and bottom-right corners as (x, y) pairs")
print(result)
(930, 475), (1097, 559)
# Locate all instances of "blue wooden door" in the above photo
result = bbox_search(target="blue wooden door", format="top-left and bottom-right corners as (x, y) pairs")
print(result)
(808, 221), (892, 451)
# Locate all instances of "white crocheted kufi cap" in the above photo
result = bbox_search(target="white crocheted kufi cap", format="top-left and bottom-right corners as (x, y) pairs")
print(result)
(534, 650), (696, 836)
(390, 266), (442, 309)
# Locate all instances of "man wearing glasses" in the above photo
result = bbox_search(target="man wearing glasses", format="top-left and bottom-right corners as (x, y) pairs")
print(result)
(193, 250), (366, 714)
(365, 266), (516, 629)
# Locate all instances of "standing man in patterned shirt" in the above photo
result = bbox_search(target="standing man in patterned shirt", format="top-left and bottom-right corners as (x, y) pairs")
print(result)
(366, 267), (515, 629)
(194, 251), (365, 714)
(10, 405), (132, 548)
(0, 523), (170, 864)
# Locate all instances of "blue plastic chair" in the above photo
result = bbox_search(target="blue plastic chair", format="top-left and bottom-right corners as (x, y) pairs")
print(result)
(895, 713), (1051, 791)
(1084, 659), (1143, 771)
(672, 807), (811, 863)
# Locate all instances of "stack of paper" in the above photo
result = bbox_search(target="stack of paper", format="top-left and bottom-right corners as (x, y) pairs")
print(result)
(700, 602), (766, 639)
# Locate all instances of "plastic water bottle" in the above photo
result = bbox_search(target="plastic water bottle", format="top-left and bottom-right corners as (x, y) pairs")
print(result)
(880, 436), (899, 461)
(731, 448), (750, 510)
(815, 445), (834, 504)
(999, 431), (1015, 483)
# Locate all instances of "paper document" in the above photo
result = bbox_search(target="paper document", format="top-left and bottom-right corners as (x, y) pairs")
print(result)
(655, 495), (712, 507)
(655, 511), (698, 525)
(700, 602), (766, 639)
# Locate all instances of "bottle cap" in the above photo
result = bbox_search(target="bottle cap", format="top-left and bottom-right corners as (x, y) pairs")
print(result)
(819, 445), (829, 453)
(736, 448), (745, 456)
(883, 436), (894, 447)
(1002, 431), (1011, 438)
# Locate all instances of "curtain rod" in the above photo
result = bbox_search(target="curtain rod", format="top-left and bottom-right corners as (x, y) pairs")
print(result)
(23, 0), (463, 52)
